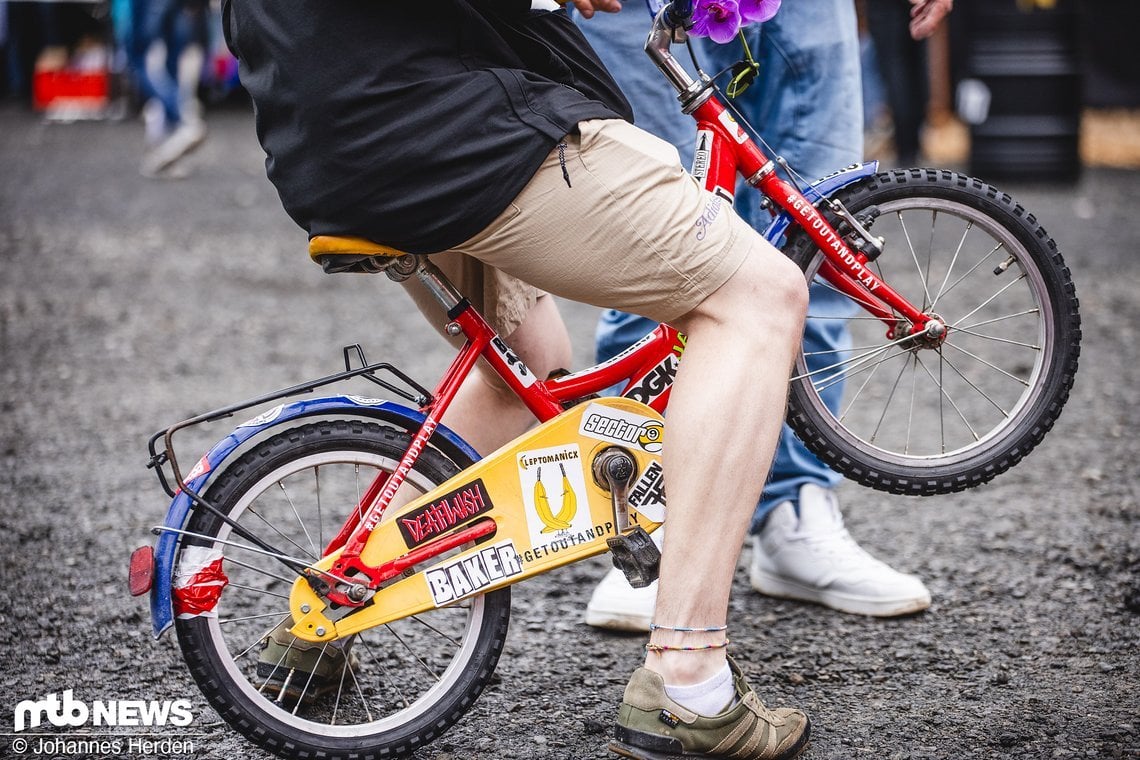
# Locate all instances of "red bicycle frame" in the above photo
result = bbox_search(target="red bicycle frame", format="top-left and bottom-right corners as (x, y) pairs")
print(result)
(317, 12), (938, 605)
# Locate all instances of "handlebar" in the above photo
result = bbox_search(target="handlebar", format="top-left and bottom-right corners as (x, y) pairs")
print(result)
(645, 1), (711, 112)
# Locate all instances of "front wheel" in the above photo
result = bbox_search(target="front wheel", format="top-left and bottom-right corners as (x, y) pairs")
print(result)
(784, 169), (1080, 495)
(174, 420), (511, 759)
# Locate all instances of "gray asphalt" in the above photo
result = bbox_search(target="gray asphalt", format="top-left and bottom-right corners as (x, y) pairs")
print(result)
(0, 103), (1137, 760)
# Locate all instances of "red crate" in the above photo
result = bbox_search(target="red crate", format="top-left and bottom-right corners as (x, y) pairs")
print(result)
(32, 69), (110, 114)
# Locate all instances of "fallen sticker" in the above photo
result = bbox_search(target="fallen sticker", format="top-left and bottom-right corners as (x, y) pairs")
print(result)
(628, 460), (666, 523)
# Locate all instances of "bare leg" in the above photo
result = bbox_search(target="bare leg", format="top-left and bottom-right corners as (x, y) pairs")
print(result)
(648, 244), (808, 685)
(438, 294), (573, 455)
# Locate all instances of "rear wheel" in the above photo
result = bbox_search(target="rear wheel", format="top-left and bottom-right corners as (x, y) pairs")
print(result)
(785, 169), (1080, 494)
(174, 419), (510, 759)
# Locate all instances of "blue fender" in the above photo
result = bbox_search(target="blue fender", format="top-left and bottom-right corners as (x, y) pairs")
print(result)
(761, 161), (879, 246)
(148, 396), (480, 638)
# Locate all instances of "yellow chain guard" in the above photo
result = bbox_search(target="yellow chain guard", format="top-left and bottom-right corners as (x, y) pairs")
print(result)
(289, 397), (666, 642)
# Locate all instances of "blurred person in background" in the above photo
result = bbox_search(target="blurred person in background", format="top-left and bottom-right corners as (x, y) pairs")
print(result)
(577, 0), (949, 633)
(123, 0), (207, 176)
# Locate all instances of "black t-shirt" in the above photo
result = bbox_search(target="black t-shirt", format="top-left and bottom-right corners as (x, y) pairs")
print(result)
(222, 0), (633, 253)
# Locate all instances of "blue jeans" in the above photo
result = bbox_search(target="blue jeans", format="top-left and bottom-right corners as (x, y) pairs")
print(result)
(125, 0), (190, 128)
(579, 1), (862, 531)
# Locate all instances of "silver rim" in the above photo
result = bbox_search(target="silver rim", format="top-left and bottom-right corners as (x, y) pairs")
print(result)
(184, 448), (489, 738)
(794, 196), (1054, 467)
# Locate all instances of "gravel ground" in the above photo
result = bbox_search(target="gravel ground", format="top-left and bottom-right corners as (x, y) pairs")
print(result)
(0, 104), (1137, 760)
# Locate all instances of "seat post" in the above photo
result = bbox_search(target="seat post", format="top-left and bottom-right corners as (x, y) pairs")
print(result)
(410, 256), (465, 313)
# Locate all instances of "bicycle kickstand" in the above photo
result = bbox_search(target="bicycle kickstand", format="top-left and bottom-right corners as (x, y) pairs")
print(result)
(593, 448), (660, 588)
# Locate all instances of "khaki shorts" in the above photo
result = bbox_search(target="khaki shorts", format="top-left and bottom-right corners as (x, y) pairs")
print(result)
(404, 118), (757, 337)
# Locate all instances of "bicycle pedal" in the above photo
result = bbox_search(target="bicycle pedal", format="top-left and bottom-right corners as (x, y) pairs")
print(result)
(606, 527), (660, 588)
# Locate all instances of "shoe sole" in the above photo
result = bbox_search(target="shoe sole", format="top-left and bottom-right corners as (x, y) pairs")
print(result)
(750, 569), (931, 617)
(607, 722), (811, 759)
(585, 607), (652, 632)
(142, 128), (207, 175)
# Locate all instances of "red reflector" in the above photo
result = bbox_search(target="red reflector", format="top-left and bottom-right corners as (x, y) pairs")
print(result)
(129, 546), (155, 596)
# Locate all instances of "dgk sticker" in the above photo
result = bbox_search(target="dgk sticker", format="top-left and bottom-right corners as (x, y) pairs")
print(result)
(517, 445), (594, 549)
(425, 541), (523, 606)
(578, 403), (664, 454)
(628, 460), (666, 523)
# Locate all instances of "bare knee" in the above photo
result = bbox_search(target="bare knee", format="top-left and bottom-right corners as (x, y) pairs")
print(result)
(676, 244), (808, 343)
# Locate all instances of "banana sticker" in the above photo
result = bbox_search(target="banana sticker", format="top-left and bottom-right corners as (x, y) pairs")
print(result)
(518, 444), (592, 549)
(533, 466), (573, 533)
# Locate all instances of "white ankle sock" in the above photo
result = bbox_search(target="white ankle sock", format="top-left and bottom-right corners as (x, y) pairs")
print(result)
(664, 662), (734, 715)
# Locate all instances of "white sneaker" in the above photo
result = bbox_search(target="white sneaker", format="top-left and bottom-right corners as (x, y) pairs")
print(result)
(584, 568), (656, 632)
(141, 117), (207, 177)
(750, 484), (931, 617)
(584, 529), (663, 632)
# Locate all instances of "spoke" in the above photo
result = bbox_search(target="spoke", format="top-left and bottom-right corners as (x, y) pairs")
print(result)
(407, 614), (463, 648)
(384, 623), (443, 681)
(869, 350), (912, 444)
(227, 582), (290, 600)
(356, 636), (412, 712)
(939, 349), (1012, 418)
(257, 636), (299, 697)
(248, 505), (320, 562)
(796, 331), (916, 382)
(905, 353), (919, 455)
(930, 220), (973, 310)
(330, 645), (351, 725)
(161, 526), (313, 574)
(291, 644), (332, 716)
(278, 480), (319, 558)
(163, 526), (356, 587)
(936, 241), (1004, 303)
(811, 345), (910, 397)
(232, 614), (291, 661)
(804, 340), (903, 358)
(219, 611), (294, 625)
(950, 327), (1040, 350)
(345, 648), (375, 723)
(915, 353), (980, 444)
(898, 211), (935, 310)
(838, 354), (886, 423)
(952, 272), (1028, 328)
(805, 314), (892, 321)
(222, 555), (301, 588)
(958, 308), (1040, 332)
(316, 465), (325, 554)
(925, 210), (937, 309)
(942, 341), (1031, 387)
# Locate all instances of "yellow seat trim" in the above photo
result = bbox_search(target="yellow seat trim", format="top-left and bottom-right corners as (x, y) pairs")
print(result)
(308, 235), (407, 261)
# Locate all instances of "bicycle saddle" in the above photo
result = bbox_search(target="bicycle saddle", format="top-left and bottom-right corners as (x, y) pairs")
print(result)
(309, 235), (410, 274)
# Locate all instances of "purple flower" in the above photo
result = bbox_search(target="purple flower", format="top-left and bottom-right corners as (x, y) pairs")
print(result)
(690, 0), (742, 44)
(738, 0), (780, 23)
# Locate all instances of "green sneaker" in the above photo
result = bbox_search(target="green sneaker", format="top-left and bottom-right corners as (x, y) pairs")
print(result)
(255, 620), (357, 703)
(609, 657), (810, 760)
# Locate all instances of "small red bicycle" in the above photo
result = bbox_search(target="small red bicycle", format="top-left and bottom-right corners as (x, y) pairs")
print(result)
(134, 3), (1080, 758)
